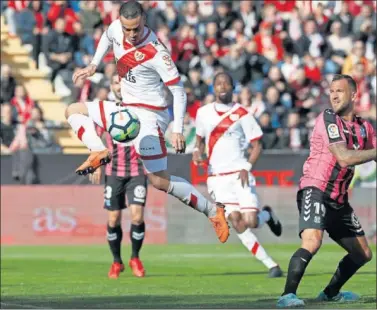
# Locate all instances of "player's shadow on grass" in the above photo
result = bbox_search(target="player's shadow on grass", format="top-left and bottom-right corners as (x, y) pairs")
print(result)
(2, 294), (376, 309)
(151, 271), (268, 277)
(0, 294), (287, 309)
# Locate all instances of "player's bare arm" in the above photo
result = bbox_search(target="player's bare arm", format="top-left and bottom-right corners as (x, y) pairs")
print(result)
(192, 135), (205, 165)
(72, 64), (97, 84)
(239, 140), (262, 187)
(328, 142), (377, 168)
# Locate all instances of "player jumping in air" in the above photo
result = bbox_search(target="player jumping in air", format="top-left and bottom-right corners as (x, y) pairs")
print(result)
(65, 1), (229, 243)
(277, 74), (376, 308)
(90, 74), (147, 279)
(193, 72), (283, 278)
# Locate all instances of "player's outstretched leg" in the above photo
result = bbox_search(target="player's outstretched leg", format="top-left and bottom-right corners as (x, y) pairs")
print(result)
(233, 212), (282, 277)
(65, 102), (111, 175)
(277, 229), (322, 308)
(107, 211), (125, 279)
(129, 205), (146, 278)
(149, 172), (229, 243)
(316, 235), (372, 303)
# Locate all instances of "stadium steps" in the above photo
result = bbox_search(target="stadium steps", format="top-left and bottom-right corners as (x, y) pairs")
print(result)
(1, 15), (87, 154)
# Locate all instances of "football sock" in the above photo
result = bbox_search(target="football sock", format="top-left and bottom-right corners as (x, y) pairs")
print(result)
(67, 114), (106, 151)
(283, 248), (313, 295)
(168, 175), (216, 217)
(257, 210), (271, 228)
(323, 254), (365, 298)
(237, 229), (277, 269)
(130, 222), (145, 259)
(107, 224), (123, 263)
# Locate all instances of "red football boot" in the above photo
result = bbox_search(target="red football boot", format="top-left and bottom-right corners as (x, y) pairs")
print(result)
(108, 262), (125, 279)
(129, 258), (145, 278)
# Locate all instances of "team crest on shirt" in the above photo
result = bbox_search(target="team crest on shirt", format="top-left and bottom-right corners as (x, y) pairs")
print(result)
(327, 124), (340, 139)
(229, 114), (240, 121)
(360, 126), (366, 138)
(134, 51), (145, 61)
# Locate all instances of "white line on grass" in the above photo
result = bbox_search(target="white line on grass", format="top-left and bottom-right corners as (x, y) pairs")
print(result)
(0, 301), (45, 309)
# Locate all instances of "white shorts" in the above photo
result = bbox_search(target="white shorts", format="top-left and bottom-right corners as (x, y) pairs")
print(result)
(207, 171), (260, 218)
(86, 100), (170, 173)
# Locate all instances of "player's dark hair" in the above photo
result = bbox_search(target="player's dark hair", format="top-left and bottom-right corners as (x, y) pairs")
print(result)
(332, 74), (357, 93)
(213, 72), (235, 89)
(119, 1), (144, 19)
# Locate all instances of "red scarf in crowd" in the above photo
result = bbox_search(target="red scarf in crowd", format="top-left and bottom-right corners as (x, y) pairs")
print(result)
(10, 96), (35, 124)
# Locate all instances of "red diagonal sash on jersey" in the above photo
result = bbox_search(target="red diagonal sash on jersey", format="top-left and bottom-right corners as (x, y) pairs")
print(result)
(116, 43), (158, 78)
(208, 106), (248, 160)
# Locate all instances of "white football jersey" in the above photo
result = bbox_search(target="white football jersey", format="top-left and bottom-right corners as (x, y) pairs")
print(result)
(195, 103), (263, 174)
(106, 20), (180, 107)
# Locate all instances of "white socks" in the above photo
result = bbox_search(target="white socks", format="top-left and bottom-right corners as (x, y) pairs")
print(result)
(237, 228), (277, 269)
(168, 175), (216, 217)
(257, 210), (271, 228)
(67, 114), (106, 151)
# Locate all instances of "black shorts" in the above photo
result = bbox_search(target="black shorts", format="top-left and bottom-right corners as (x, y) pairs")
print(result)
(104, 175), (147, 210)
(297, 186), (365, 241)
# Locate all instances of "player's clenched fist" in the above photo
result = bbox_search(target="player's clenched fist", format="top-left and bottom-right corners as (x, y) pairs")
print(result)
(72, 64), (97, 85)
(171, 132), (186, 154)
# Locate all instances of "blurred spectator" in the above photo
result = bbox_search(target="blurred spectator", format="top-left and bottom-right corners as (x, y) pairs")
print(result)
(26, 106), (62, 153)
(1, 64), (17, 103)
(185, 67), (208, 101)
(254, 21), (284, 64)
(72, 21), (95, 68)
(5, 0), (29, 37)
(237, 0), (258, 37)
(264, 85), (286, 129)
(45, 17), (74, 85)
(47, 0), (79, 36)
(219, 45), (248, 84)
(353, 4), (376, 35)
(332, 1), (354, 36)
(176, 24), (199, 75)
(78, 1), (102, 36)
(1, 103), (38, 184)
(185, 86), (202, 120)
(10, 85), (38, 125)
(342, 39), (371, 75)
(258, 112), (278, 149)
(276, 110), (309, 150)
(0, 104), (17, 154)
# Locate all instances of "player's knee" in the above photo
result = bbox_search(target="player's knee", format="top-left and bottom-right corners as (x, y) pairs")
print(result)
(131, 210), (144, 225)
(361, 246), (373, 263)
(65, 102), (87, 119)
(108, 211), (121, 227)
(301, 231), (322, 254)
(148, 173), (169, 192)
(229, 212), (246, 233)
(243, 213), (258, 228)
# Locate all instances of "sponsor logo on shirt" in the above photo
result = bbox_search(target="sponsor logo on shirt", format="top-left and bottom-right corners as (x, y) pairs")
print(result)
(327, 124), (340, 139)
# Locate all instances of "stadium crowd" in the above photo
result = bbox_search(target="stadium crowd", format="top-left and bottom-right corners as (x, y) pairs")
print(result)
(1, 0), (376, 154)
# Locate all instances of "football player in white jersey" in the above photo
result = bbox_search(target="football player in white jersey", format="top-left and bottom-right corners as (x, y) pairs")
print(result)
(65, 1), (229, 244)
(193, 72), (283, 277)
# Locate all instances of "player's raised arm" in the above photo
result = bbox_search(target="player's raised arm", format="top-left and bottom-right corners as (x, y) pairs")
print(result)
(72, 26), (113, 84)
(321, 110), (377, 167)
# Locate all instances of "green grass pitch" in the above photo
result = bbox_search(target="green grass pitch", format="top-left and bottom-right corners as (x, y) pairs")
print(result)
(1, 244), (376, 309)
